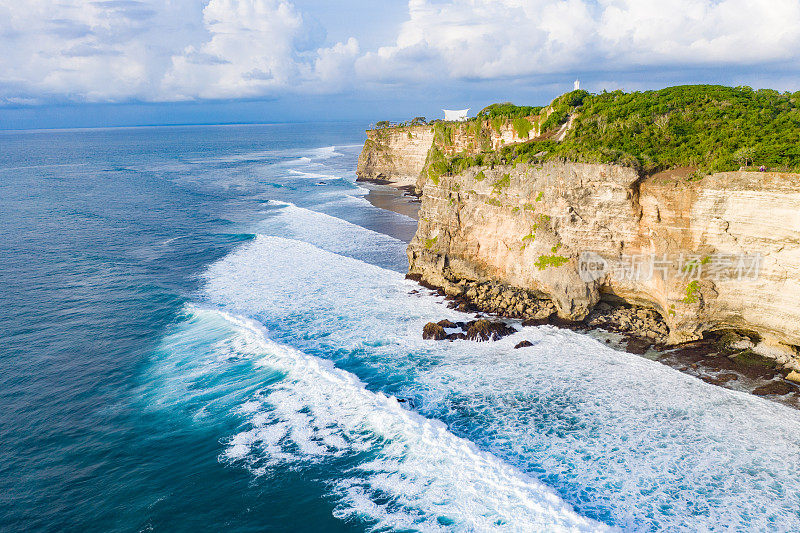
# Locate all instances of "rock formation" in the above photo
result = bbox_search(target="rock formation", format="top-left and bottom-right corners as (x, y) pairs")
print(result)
(405, 161), (800, 368)
(357, 118), (540, 190)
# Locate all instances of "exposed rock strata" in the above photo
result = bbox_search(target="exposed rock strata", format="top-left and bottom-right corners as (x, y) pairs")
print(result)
(406, 161), (800, 369)
(357, 126), (435, 188)
(356, 120), (538, 190)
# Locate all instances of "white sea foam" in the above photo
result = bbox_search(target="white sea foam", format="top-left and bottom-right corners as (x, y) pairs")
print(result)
(202, 234), (800, 531)
(177, 307), (609, 532)
(255, 201), (410, 271)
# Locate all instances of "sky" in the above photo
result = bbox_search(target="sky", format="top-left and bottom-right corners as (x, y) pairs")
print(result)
(1, 0), (800, 129)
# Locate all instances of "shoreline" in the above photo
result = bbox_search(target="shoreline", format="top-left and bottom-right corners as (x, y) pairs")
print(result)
(410, 274), (800, 409)
(353, 173), (800, 409)
(359, 178), (421, 220)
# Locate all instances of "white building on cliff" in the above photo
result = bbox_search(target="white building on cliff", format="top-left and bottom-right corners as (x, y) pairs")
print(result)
(443, 109), (470, 121)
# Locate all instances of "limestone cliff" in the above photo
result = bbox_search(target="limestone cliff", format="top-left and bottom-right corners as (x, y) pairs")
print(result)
(356, 125), (434, 187)
(356, 118), (540, 189)
(406, 162), (800, 368)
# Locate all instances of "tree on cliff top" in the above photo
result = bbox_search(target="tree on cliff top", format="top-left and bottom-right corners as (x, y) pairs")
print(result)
(477, 102), (543, 119)
(527, 85), (800, 175)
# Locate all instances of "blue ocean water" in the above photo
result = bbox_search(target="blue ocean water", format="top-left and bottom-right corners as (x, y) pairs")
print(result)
(2, 123), (800, 532)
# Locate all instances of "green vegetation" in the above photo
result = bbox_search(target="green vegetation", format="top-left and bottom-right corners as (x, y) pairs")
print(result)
(512, 117), (534, 138)
(682, 280), (701, 304)
(535, 191), (544, 202)
(412, 84), (800, 187)
(424, 236), (438, 249)
(492, 173), (510, 193)
(433, 123), (453, 145)
(521, 232), (536, 249)
(474, 170), (486, 181)
(534, 254), (570, 270)
(491, 117), (504, 132)
(732, 349), (776, 368)
(546, 85), (800, 174)
(540, 90), (590, 132)
(477, 102), (543, 119)
(423, 146), (448, 185)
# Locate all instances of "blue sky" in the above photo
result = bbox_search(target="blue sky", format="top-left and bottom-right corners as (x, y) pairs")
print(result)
(1, 0), (799, 129)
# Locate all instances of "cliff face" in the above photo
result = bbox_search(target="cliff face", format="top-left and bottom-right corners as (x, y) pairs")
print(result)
(407, 162), (800, 367)
(356, 120), (539, 188)
(356, 126), (434, 187)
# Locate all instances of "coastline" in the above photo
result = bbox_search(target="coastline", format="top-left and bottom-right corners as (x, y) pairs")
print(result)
(354, 166), (800, 409)
(359, 178), (420, 220)
(410, 275), (800, 409)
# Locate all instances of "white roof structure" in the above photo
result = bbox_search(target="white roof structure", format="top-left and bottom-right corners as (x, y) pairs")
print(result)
(443, 109), (470, 121)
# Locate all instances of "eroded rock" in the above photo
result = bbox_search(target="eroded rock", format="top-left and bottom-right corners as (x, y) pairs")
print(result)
(753, 381), (796, 396)
(422, 322), (447, 340)
(465, 320), (516, 342)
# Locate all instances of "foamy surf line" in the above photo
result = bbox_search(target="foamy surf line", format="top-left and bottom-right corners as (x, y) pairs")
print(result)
(254, 201), (409, 271)
(206, 308), (611, 532)
(201, 234), (800, 531)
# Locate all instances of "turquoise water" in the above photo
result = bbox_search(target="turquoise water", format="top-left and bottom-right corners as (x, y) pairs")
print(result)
(2, 124), (800, 532)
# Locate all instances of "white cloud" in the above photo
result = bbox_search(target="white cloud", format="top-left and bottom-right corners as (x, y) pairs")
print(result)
(358, 0), (800, 82)
(0, 0), (799, 105)
(0, 0), (360, 103)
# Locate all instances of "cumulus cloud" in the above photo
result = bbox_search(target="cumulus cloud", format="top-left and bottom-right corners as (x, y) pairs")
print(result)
(0, 0), (360, 103)
(0, 0), (799, 105)
(358, 0), (800, 81)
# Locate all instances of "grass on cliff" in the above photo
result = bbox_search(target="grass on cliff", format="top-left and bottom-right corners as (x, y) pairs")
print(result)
(531, 85), (800, 174)
(436, 85), (800, 177)
(477, 103), (543, 119)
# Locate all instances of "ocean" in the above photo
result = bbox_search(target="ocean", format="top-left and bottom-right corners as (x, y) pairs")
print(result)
(2, 123), (800, 532)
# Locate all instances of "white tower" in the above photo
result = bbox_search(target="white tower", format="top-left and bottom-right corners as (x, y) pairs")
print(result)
(574, 79), (580, 91)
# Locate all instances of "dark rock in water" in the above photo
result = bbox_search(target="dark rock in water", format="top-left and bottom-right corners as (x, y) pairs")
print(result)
(465, 319), (515, 342)
(752, 381), (796, 396)
(396, 397), (416, 409)
(522, 317), (550, 327)
(446, 332), (467, 341)
(422, 322), (447, 340)
(626, 337), (652, 355)
(448, 300), (474, 312)
(437, 319), (457, 328)
(731, 349), (776, 368)
(700, 372), (740, 386)
(514, 340), (534, 349)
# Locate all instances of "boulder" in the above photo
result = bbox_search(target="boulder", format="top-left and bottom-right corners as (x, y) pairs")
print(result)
(422, 322), (447, 340)
(465, 320), (515, 342)
(752, 381), (796, 396)
(514, 340), (534, 349)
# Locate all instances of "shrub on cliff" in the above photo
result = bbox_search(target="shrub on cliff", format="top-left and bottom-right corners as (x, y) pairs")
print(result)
(544, 85), (800, 174)
(512, 118), (534, 139)
(477, 102), (543, 119)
